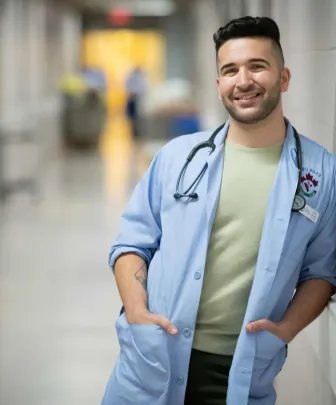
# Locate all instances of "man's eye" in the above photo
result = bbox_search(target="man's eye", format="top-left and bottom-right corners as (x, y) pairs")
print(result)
(223, 69), (236, 75)
(251, 64), (264, 70)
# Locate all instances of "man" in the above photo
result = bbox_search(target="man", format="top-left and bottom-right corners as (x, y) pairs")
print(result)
(125, 66), (147, 141)
(101, 16), (336, 405)
(125, 67), (148, 189)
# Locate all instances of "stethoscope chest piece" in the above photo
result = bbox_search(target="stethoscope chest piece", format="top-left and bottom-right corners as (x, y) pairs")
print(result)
(292, 194), (306, 212)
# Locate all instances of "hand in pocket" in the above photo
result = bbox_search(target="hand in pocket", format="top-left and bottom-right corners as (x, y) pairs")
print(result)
(126, 309), (179, 335)
(246, 318), (293, 344)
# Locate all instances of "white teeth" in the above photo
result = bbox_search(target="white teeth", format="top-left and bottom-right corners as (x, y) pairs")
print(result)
(240, 94), (258, 100)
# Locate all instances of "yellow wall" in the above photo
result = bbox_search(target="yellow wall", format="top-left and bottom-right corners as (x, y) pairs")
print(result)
(81, 29), (166, 113)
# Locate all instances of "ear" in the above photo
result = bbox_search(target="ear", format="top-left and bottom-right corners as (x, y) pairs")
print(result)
(281, 67), (291, 92)
(216, 77), (221, 100)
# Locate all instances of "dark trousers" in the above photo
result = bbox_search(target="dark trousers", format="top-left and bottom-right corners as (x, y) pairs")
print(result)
(126, 96), (140, 139)
(184, 349), (233, 405)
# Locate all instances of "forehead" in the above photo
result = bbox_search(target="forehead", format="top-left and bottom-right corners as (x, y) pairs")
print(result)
(217, 37), (275, 65)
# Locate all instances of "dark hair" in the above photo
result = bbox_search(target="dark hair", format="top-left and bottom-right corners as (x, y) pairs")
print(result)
(213, 16), (284, 65)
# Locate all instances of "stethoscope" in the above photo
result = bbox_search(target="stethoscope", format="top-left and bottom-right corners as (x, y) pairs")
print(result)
(173, 123), (306, 212)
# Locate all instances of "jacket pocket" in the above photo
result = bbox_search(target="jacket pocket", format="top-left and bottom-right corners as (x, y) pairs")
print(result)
(250, 331), (287, 398)
(116, 314), (170, 400)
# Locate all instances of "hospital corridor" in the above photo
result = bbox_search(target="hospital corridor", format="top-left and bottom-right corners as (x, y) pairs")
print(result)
(0, 116), (149, 404)
(0, 1), (336, 405)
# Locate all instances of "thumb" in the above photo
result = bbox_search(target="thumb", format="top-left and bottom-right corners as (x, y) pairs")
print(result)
(246, 319), (276, 334)
(151, 314), (179, 335)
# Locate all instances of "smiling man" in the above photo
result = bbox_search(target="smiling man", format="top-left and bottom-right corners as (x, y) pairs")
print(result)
(217, 27), (286, 124)
(101, 16), (336, 405)
(187, 16), (335, 404)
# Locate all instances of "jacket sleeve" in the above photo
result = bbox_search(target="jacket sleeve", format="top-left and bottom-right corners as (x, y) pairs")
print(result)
(108, 150), (163, 272)
(298, 162), (336, 288)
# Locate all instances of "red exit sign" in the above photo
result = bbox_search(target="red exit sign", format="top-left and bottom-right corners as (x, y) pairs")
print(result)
(108, 7), (132, 25)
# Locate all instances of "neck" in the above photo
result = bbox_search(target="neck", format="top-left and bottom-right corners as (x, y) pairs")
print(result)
(227, 109), (287, 148)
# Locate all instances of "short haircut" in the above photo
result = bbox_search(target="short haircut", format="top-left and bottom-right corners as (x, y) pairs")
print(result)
(213, 16), (284, 67)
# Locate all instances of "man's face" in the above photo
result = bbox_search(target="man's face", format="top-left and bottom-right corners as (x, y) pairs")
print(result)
(216, 37), (290, 124)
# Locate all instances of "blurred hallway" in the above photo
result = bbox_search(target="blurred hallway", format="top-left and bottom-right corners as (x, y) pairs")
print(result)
(1, 0), (336, 404)
(0, 116), (151, 405)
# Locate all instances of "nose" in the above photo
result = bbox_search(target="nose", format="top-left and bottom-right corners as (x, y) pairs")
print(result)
(236, 67), (253, 90)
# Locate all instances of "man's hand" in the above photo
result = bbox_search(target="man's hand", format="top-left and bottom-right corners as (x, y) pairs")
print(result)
(246, 279), (334, 345)
(246, 319), (294, 344)
(126, 309), (179, 336)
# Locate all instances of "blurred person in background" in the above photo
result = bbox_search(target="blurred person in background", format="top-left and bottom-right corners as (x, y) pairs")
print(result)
(101, 16), (336, 405)
(125, 66), (148, 189)
(125, 66), (147, 142)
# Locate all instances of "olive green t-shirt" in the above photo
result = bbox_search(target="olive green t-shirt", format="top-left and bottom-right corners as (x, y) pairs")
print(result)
(192, 136), (284, 356)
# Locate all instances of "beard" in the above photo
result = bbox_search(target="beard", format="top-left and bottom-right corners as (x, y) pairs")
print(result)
(222, 78), (282, 125)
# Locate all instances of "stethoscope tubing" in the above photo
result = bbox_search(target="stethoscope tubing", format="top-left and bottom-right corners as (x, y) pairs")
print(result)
(174, 123), (306, 211)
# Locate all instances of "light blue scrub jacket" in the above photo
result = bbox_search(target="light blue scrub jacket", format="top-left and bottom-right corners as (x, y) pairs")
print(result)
(102, 119), (336, 405)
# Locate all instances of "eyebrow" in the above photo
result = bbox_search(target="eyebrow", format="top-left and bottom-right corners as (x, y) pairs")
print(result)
(220, 58), (271, 74)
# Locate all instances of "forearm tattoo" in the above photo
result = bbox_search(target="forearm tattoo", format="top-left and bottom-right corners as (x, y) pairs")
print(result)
(134, 263), (147, 291)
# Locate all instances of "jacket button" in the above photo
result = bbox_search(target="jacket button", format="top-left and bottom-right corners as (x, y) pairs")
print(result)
(183, 328), (191, 337)
(194, 271), (202, 280)
(175, 376), (185, 385)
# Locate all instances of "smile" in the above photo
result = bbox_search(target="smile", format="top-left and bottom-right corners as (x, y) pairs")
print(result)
(234, 93), (262, 101)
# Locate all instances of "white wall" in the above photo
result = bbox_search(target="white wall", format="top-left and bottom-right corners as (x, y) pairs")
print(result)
(163, 6), (193, 82)
(272, 0), (336, 154)
(269, 1), (336, 401)
(0, 0), (20, 121)
(61, 4), (82, 75)
(191, 0), (226, 129)
(0, 0), (82, 158)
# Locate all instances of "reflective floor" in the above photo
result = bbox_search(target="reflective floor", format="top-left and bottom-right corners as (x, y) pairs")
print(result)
(0, 116), (158, 405)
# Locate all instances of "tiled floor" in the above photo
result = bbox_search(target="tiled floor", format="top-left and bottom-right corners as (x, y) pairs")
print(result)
(0, 116), (158, 405)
